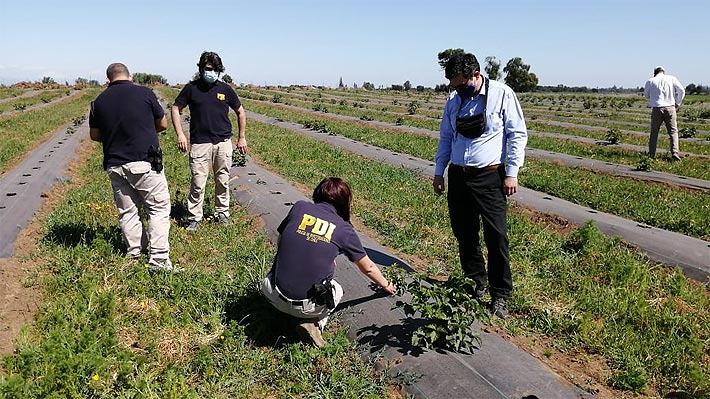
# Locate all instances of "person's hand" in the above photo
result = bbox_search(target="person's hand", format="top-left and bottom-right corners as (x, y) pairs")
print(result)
(382, 281), (397, 295)
(503, 176), (518, 196)
(176, 132), (188, 153)
(235, 137), (248, 154)
(433, 175), (445, 195)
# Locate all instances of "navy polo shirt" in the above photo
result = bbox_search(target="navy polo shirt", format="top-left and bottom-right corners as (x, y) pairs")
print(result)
(89, 80), (164, 169)
(272, 200), (366, 300)
(173, 80), (241, 144)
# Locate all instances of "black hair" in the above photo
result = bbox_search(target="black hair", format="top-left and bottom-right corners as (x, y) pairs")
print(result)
(106, 63), (129, 80)
(445, 53), (480, 80)
(197, 51), (225, 73)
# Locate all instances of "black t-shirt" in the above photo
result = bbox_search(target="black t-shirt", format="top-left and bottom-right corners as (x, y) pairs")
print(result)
(89, 80), (164, 169)
(272, 201), (366, 299)
(173, 80), (241, 144)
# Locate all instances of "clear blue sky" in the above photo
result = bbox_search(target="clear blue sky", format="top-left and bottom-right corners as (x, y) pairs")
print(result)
(1, 0), (707, 89)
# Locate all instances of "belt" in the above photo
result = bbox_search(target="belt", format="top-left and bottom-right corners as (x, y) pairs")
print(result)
(278, 292), (305, 306)
(450, 163), (501, 173)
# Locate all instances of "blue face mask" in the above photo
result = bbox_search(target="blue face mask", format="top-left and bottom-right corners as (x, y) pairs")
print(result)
(456, 82), (476, 99)
(203, 70), (219, 84)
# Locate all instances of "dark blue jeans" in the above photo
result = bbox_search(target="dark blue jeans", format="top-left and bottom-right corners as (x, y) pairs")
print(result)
(447, 164), (512, 299)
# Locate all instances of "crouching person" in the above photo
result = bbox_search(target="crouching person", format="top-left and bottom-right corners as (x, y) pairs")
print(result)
(262, 177), (396, 347)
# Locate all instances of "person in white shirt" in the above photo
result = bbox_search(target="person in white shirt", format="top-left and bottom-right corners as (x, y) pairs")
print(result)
(643, 66), (685, 161)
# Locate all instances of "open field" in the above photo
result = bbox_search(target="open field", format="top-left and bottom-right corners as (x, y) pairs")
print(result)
(0, 85), (708, 399)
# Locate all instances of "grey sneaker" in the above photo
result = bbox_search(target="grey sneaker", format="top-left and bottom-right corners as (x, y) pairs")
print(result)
(215, 212), (229, 225)
(490, 297), (509, 319)
(146, 258), (183, 273)
(296, 322), (326, 347)
(185, 220), (200, 231)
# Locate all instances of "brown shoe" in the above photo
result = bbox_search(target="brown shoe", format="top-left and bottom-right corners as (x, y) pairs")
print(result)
(296, 322), (326, 347)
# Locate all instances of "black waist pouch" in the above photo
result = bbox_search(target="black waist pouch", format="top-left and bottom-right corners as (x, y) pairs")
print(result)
(456, 113), (486, 139)
(147, 145), (163, 172)
(308, 279), (335, 309)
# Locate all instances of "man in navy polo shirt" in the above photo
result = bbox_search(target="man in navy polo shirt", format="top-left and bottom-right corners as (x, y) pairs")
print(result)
(171, 51), (247, 231)
(89, 63), (177, 272)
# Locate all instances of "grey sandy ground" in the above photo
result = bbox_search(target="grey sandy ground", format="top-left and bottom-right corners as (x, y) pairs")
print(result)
(0, 115), (89, 257)
(231, 160), (594, 399)
(248, 112), (710, 281)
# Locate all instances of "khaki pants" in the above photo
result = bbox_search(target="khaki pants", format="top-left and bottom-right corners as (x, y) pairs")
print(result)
(107, 161), (171, 262)
(261, 273), (343, 330)
(188, 140), (233, 221)
(649, 106), (680, 157)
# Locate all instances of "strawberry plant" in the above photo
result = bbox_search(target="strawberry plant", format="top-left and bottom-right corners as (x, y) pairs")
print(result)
(605, 127), (622, 144)
(385, 267), (490, 353)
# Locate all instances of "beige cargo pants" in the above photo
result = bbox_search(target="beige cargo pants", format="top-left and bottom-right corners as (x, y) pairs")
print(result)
(107, 161), (171, 262)
(187, 140), (233, 221)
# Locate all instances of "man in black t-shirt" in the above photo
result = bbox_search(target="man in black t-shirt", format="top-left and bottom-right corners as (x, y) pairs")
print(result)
(89, 63), (178, 272)
(171, 51), (247, 231)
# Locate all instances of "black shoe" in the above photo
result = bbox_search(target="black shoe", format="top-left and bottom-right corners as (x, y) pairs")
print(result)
(490, 297), (509, 319)
(464, 282), (487, 300)
(672, 154), (681, 162)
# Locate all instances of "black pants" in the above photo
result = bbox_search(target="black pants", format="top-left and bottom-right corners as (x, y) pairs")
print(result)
(447, 164), (512, 299)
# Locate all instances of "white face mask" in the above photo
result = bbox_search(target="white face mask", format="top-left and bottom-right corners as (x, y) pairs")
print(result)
(203, 70), (219, 84)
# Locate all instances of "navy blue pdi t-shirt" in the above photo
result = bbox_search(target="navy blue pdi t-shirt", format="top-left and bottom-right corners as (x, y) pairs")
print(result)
(89, 80), (164, 169)
(271, 201), (366, 299)
(173, 80), (241, 144)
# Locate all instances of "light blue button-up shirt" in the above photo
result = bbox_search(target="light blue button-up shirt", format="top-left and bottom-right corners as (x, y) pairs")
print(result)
(434, 78), (528, 178)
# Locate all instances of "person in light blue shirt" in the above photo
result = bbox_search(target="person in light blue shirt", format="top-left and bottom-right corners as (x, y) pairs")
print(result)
(433, 52), (528, 319)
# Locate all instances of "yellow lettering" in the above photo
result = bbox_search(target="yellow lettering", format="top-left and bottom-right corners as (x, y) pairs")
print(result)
(312, 219), (330, 235)
(298, 214), (316, 230)
(324, 223), (336, 240)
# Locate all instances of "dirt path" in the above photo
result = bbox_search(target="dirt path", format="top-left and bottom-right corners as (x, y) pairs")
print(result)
(0, 134), (93, 355)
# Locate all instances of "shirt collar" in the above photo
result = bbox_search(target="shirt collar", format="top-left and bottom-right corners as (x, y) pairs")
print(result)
(108, 79), (132, 87)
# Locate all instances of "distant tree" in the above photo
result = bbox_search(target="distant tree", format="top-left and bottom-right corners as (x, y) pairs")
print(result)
(75, 77), (89, 86)
(484, 56), (501, 80)
(391, 84), (404, 91)
(222, 74), (233, 84)
(362, 81), (375, 90)
(88, 80), (101, 87)
(503, 57), (538, 92)
(416, 85), (425, 92)
(434, 83), (449, 92)
(403, 80), (412, 91)
(338, 77), (344, 88)
(353, 83), (358, 89)
(437, 48), (465, 69)
(41, 76), (56, 84)
(132, 73), (167, 85)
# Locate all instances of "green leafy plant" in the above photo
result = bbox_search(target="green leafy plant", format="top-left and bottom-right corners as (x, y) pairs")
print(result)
(679, 126), (696, 138)
(407, 101), (419, 115)
(385, 267), (490, 353)
(605, 127), (622, 144)
(636, 156), (654, 171)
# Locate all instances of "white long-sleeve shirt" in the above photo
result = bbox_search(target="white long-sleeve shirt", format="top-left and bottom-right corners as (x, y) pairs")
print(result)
(435, 78), (527, 178)
(644, 72), (685, 108)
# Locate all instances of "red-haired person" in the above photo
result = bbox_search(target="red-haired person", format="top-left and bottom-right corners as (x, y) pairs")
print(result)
(262, 177), (396, 347)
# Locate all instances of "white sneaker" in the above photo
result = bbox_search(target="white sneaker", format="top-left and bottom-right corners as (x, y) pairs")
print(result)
(146, 258), (183, 273)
